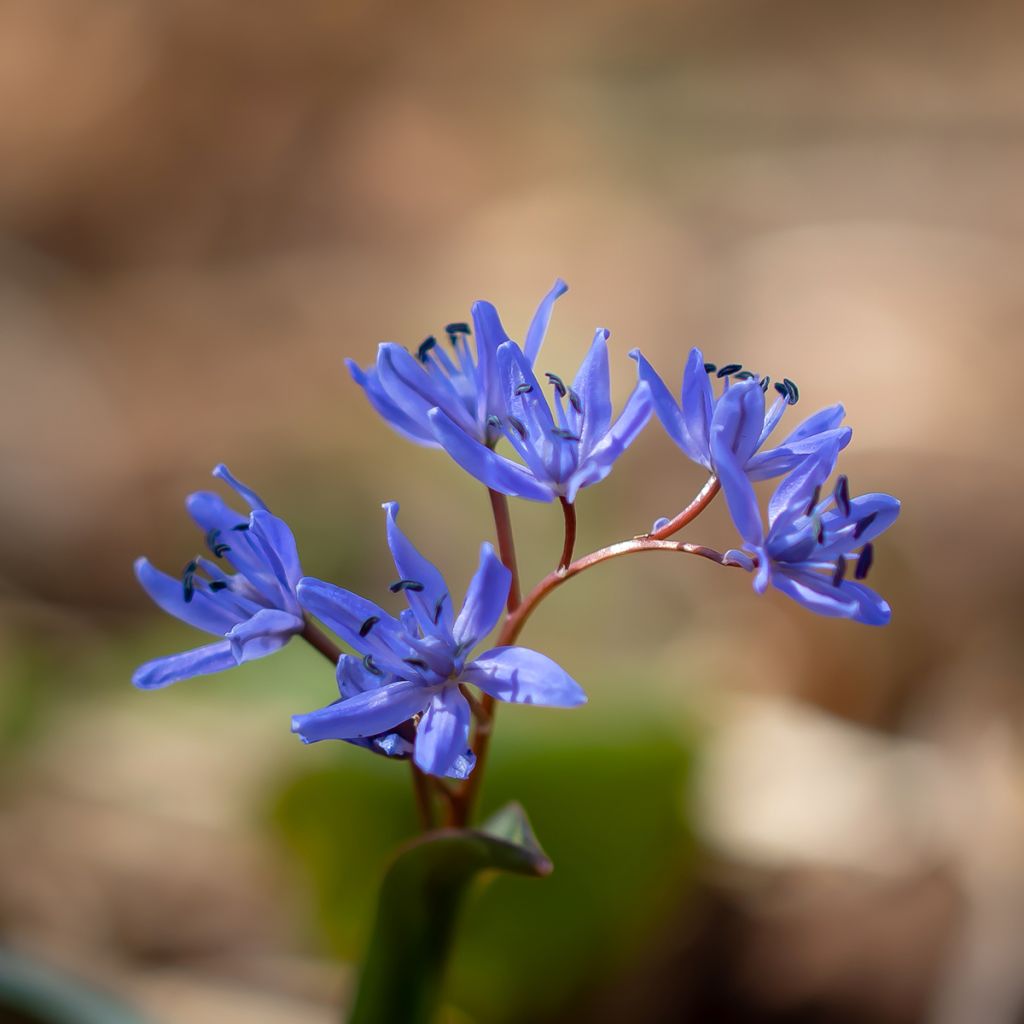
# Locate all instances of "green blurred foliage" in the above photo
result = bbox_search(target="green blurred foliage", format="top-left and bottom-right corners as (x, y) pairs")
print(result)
(269, 706), (697, 1023)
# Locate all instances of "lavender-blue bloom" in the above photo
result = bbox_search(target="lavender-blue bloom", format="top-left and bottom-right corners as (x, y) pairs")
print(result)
(132, 465), (305, 689)
(719, 444), (900, 625)
(293, 503), (586, 777)
(346, 279), (567, 450)
(428, 333), (652, 503)
(631, 346), (852, 483)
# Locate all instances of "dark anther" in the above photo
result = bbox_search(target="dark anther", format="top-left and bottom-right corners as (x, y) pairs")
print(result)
(853, 511), (877, 539)
(359, 615), (380, 637)
(417, 336), (437, 362)
(815, 519), (826, 544)
(403, 657), (429, 670)
(231, 522), (250, 531)
(545, 372), (567, 397)
(855, 544), (874, 580)
(362, 654), (383, 676)
(206, 529), (231, 558)
(551, 427), (580, 441)
(703, 362), (717, 374)
(774, 381), (789, 399)
(487, 414), (502, 429)
(734, 370), (755, 380)
(445, 321), (471, 337)
(389, 578), (425, 593)
(760, 375), (770, 392)
(181, 559), (198, 603)
(514, 382), (534, 395)
(805, 485), (821, 516)
(783, 377), (800, 404)
(717, 363), (742, 377)
(568, 387), (583, 414)
(832, 555), (847, 587)
(507, 415), (527, 439)
(834, 475), (851, 517)
(208, 580), (229, 593)
(432, 594), (446, 624)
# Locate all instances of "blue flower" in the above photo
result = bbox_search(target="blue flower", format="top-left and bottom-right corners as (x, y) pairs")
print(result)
(631, 346), (852, 483)
(132, 465), (306, 689)
(346, 279), (568, 449)
(292, 503), (586, 777)
(428, 333), (652, 503)
(719, 445), (901, 625)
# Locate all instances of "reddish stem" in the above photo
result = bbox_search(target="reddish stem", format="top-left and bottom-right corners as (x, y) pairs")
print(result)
(488, 489), (521, 612)
(558, 497), (577, 570)
(648, 476), (720, 540)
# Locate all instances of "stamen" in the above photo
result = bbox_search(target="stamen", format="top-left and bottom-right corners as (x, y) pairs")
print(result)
(445, 322), (471, 338)
(703, 362), (717, 374)
(783, 377), (800, 404)
(487, 414), (502, 429)
(362, 654), (383, 676)
(507, 415), (527, 439)
(403, 657), (429, 670)
(805, 485), (821, 516)
(774, 381), (788, 399)
(181, 559), (198, 603)
(208, 580), (229, 593)
(567, 387), (583, 414)
(359, 615), (380, 637)
(231, 522), (250, 532)
(855, 544), (874, 580)
(834, 475), (851, 517)
(432, 594), (446, 624)
(832, 555), (847, 587)
(551, 427), (580, 441)
(760, 375), (770, 392)
(514, 382), (534, 395)
(717, 363), (742, 378)
(417, 336), (437, 362)
(815, 519), (826, 544)
(853, 512), (877, 539)
(389, 578), (425, 593)
(734, 370), (755, 380)
(205, 528), (230, 558)
(545, 372), (567, 397)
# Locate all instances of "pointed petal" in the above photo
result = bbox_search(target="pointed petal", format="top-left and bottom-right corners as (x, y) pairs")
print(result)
(629, 349), (689, 454)
(498, 341), (557, 439)
(296, 577), (409, 676)
(428, 407), (554, 502)
(711, 379), (765, 465)
(382, 502), (453, 637)
(572, 329), (613, 452)
(769, 567), (890, 623)
(783, 403), (846, 445)
(747, 427), (850, 481)
(134, 557), (240, 635)
(346, 357), (437, 445)
(378, 343), (477, 436)
(185, 491), (247, 534)
(212, 465), (268, 511)
(709, 407), (764, 547)
(226, 608), (303, 662)
(132, 640), (237, 690)
(249, 510), (303, 602)
(680, 347), (715, 467)
(292, 679), (430, 743)
(816, 493), (901, 557)
(471, 299), (512, 419)
(835, 578), (892, 626)
(523, 278), (568, 364)
(414, 688), (472, 777)
(462, 647), (587, 707)
(766, 449), (834, 530)
(453, 542), (511, 651)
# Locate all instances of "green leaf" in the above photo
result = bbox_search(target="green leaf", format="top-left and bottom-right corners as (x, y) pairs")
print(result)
(348, 802), (551, 1024)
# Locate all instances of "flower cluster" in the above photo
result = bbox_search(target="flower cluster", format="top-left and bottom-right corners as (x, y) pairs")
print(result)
(133, 279), (900, 784)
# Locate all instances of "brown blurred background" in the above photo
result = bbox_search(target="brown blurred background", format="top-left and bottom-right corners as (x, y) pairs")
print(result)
(1, 1), (1023, 1021)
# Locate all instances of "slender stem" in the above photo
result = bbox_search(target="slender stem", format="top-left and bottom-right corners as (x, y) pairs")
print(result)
(558, 497), (577, 570)
(409, 763), (435, 830)
(648, 476), (720, 540)
(301, 617), (343, 663)
(488, 488), (521, 612)
(498, 538), (744, 648)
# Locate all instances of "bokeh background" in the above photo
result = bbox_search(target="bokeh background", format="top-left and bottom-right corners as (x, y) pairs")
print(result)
(2, 1), (1022, 1021)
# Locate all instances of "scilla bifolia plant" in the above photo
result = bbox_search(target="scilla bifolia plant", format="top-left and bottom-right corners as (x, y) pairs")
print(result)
(133, 281), (900, 1021)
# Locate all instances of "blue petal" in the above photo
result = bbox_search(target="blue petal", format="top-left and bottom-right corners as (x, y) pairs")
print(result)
(835, 578), (892, 626)
(783, 403), (846, 444)
(337, 654), (381, 698)
(428, 407), (555, 502)
(746, 427), (851, 481)
(523, 278), (568, 365)
(462, 647), (587, 707)
(378, 343), (477, 436)
(711, 380), (765, 466)
(766, 449), (835, 530)
(572, 329), (612, 453)
(723, 549), (756, 571)
(185, 491), (247, 534)
(134, 557), (241, 635)
(292, 678), (431, 743)
(249, 510), (303, 605)
(212, 465), (268, 512)
(226, 608), (303, 662)
(816, 493), (901, 558)
(453, 542), (511, 652)
(629, 349), (688, 453)
(709, 423), (764, 547)
(382, 502), (453, 637)
(770, 567), (864, 621)
(443, 748), (477, 781)
(296, 576), (409, 676)
(346, 357), (437, 446)
(471, 299), (512, 419)
(413, 688), (472, 777)
(132, 640), (237, 690)
(680, 347), (715, 467)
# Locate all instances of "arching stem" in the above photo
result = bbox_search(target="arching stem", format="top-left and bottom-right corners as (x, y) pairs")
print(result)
(558, 497), (577, 570)
(648, 476), (720, 540)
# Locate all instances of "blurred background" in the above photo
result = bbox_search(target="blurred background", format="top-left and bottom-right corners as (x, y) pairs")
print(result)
(1, 0), (1022, 1021)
